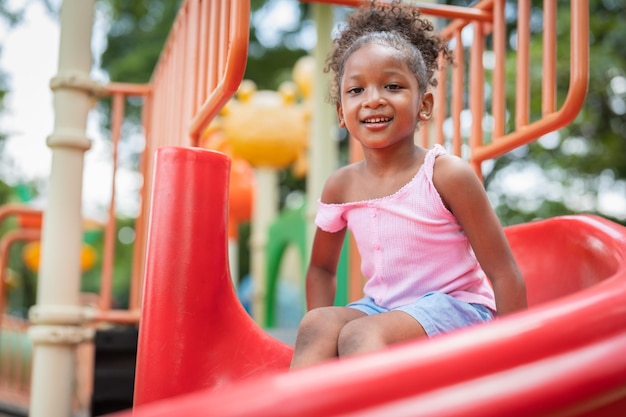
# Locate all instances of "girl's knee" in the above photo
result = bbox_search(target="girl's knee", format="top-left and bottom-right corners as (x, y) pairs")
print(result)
(298, 307), (334, 334)
(337, 320), (374, 356)
(295, 308), (341, 347)
(337, 320), (386, 357)
(291, 308), (347, 368)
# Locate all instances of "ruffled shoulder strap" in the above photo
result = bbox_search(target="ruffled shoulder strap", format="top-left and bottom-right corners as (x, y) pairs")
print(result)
(422, 144), (447, 182)
(315, 200), (348, 233)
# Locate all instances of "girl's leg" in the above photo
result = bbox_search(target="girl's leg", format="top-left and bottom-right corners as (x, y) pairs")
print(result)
(337, 311), (427, 357)
(290, 306), (366, 368)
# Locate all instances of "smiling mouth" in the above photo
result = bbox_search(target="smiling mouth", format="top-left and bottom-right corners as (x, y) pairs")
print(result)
(363, 116), (392, 124)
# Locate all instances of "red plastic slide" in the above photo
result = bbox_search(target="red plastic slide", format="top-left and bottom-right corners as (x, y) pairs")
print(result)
(122, 147), (626, 416)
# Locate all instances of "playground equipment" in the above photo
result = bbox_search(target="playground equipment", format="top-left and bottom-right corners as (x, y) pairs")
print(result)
(205, 56), (313, 321)
(127, 0), (626, 415)
(130, 150), (626, 415)
(1, 0), (625, 416)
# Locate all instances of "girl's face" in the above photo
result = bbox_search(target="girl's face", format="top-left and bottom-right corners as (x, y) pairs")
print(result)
(337, 42), (433, 150)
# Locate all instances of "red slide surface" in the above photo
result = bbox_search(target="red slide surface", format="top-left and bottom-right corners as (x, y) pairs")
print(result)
(122, 147), (626, 416)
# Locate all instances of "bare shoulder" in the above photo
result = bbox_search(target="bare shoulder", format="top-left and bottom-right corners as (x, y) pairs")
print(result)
(433, 153), (477, 183)
(432, 154), (486, 210)
(320, 163), (360, 204)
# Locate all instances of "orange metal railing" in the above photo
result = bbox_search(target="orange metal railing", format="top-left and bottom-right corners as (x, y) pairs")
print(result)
(0, 0), (250, 409)
(0, 205), (40, 409)
(427, 0), (589, 176)
(82, 0), (250, 322)
(306, 0), (589, 177)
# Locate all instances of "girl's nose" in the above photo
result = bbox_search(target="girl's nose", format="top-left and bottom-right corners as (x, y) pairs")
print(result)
(363, 88), (385, 108)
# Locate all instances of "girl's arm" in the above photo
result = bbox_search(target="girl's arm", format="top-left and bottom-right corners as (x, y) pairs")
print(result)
(306, 227), (347, 310)
(433, 155), (527, 315)
(306, 168), (350, 310)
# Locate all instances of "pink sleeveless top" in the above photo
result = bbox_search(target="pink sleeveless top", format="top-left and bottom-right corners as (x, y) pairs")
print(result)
(315, 145), (496, 311)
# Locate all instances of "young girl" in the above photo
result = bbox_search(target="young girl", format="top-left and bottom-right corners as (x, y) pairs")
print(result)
(290, 0), (527, 368)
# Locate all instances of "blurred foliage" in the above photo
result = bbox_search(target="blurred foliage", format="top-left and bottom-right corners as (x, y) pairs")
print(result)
(447, 0), (626, 225)
(80, 217), (137, 309)
(98, 0), (312, 125)
(99, 0), (181, 85)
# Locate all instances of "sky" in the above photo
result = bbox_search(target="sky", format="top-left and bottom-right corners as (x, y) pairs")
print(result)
(1, 2), (57, 184)
(0, 1), (139, 220)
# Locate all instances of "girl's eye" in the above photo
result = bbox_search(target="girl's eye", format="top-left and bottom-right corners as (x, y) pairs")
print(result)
(347, 87), (363, 94)
(386, 84), (402, 90)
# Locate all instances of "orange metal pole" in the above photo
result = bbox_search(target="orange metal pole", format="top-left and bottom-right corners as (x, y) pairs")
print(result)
(435, 58), (447, 146)
(542, 0), (557, 115)
(183, 1), (200, 137)
(218, 0), (229, 75)
(452, 30), (464, 157)
(197, 0), (210, 109)
(470, 21), (485, 177)
(101, 82), (151, 314)
(189, 0), (250, 143)
(207, 1), (219, 96)
(515, 0), (530, 129)
(106, 82), (151, 96)
(98, 92), (124, 313)
(438, 0), (494, 39)
(492, 0), (506, 139)
(301, 0), (493, 22)
(173, 20), (185, 145)
(130, 94), (152, 312)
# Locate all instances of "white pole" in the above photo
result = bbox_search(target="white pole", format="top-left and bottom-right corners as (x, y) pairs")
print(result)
(28, 0), (96, 416)
(250, 168), (279, 323)
(306, 4), (337, 255)
(250, 167), (278, 320)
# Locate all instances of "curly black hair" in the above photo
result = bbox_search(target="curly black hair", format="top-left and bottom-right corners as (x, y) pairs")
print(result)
(325, 0), (453, 104)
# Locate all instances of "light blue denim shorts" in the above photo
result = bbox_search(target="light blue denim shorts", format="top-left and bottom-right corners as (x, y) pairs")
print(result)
(346, 291), (494, 336)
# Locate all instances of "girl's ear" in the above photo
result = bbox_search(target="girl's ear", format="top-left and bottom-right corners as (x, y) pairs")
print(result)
(336, 102), (346, 127)
(418, 91), (434, 121)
